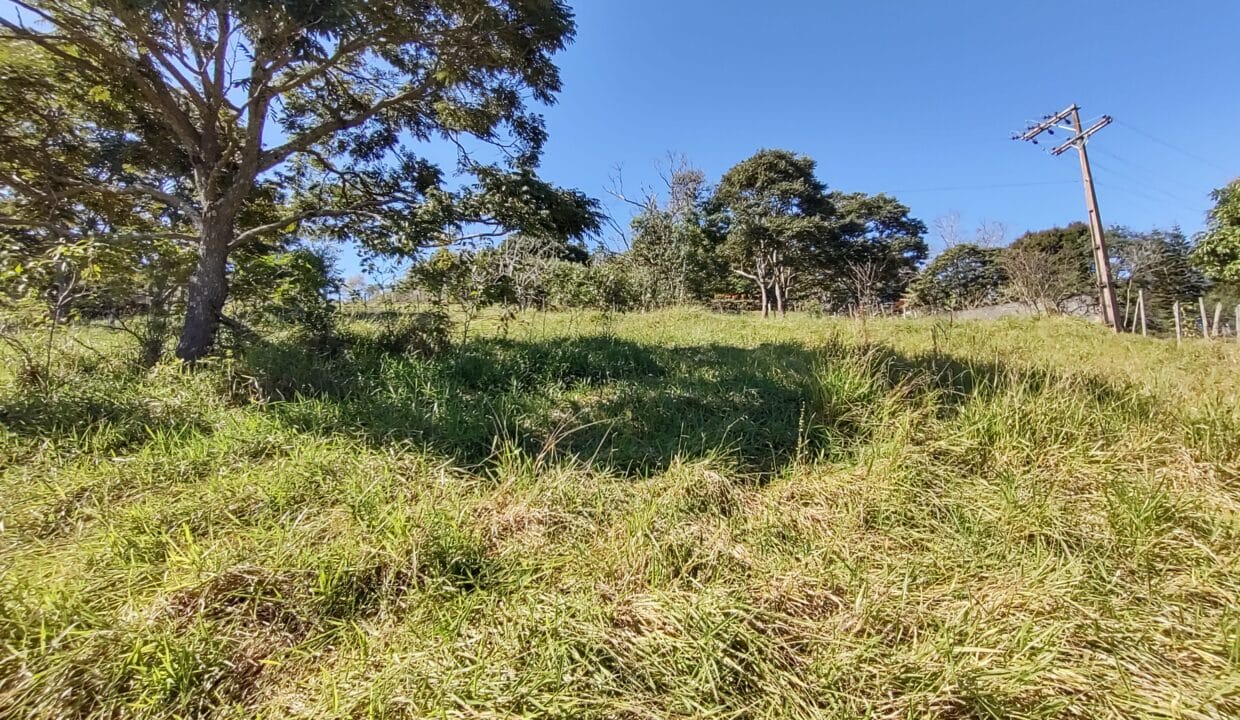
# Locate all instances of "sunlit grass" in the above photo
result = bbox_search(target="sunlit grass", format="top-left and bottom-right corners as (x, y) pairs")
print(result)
(1, 309), (1237, 718)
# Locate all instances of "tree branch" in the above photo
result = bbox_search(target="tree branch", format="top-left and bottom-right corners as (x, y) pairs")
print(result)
(258, 79), (436, 173)
(231, 204), (388, 247)
(0, 12), (204, 156)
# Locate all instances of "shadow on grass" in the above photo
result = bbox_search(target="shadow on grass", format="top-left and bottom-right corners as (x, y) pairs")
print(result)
(258, 335), (824, 475)
(0, 381), (215, 458)
(0, 328), (1169, 475)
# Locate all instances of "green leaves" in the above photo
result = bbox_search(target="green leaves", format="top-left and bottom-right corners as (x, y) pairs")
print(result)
(1193, 180), (1240, 282)
(908, 244), (1006, 312)
(708, 150), (928, 313)
(828, 191), (928, 307)
(2, 1), (595, 358)
(709, 150), (838, 306)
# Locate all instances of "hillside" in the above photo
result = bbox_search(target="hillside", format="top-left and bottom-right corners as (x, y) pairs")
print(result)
(1, 310), (1237, 719)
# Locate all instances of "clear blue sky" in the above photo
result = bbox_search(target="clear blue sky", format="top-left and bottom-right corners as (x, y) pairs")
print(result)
(11, 1), (1235, 277)
(509, 0), (1236, 262)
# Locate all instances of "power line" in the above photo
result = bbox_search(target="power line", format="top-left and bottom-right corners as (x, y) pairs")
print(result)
(1091, 148), (1205, 202)
(888, 180), (1077, 194)
(1089, 173), (1201, 216)
(1113, 119), (1231, 174)
(1089, 159), (1201, 209)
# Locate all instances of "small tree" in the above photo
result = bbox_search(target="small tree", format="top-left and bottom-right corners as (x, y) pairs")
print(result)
(907, 244), (1006, 313)
(1001, 224), (1096, 314)
(614, 156), (725, 309)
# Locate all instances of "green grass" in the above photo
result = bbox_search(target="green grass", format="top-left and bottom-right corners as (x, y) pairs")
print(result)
(1, 309), (1237, 718)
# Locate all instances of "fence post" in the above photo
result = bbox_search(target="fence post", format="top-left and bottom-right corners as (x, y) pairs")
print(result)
(1174, 301), (1182, 346)
(1138, 289), (1147, 337)
(1213, 302), (1223, 339)
(1199, 297), (1209, 338)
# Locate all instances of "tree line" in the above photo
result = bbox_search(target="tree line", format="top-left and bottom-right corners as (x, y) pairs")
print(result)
(399, 149), (932, 319)
(399, 151), (1240, 334)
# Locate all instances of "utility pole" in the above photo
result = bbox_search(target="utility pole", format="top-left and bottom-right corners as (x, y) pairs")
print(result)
(1014, 105), (1121, 332)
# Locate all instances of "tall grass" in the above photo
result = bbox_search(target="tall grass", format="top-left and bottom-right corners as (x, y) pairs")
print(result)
(0, 309), (1236, 718)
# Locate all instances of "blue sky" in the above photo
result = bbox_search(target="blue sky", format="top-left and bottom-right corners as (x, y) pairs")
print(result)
(7, 1), (1236, 278)
(499, 0), (1237, 266)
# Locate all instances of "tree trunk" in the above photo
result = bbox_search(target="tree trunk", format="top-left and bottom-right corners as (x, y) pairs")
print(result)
(773, 280), (785, 316)
(758, 279), (769, 319)
(176, 213), (233, 362)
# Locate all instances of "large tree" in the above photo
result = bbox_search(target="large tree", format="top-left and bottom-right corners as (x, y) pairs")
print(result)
(708, 149), (836, 317)
(0, 0), (599, 360)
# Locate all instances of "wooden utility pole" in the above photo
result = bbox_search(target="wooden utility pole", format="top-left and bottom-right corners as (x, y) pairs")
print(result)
(1014, 105), (1121, 332)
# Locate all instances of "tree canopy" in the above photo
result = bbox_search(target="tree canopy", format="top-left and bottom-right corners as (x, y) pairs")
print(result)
(0, 0), (600, 360)
(907, 243), (1005, 312)
(708, 149), (838, 317)
(826, 192), (927, 311)
(1193, 179), (1240, 283)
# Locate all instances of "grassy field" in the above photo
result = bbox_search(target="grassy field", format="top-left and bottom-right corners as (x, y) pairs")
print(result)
(1, 309), (1237, 719)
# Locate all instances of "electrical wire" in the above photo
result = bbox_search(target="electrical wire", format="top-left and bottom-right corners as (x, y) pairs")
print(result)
(1092, 149), (1204, 203)
(1113, 119), (1231, 174)
(888, 180), (1077, 194)
(1088, 161), (1202, 216)
(1089, 158), (1200, 207)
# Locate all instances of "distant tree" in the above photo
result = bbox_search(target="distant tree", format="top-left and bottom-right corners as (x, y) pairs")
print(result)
(1001, 223), (1096, 314)
(544, 261), (594, 309)
(0, 1), (600, 361)
(1193, 179), (1240, 283)
(489, 234), (584, 311)
(342, 275), (372, 304)
(1010, 223), (1095, 284)
(1110, 226), (1207, 329)
(618, 158), (726, 309)
(826, 192), (927, 310)
(842, 259), (885, 319)
(588, 254), (642, 312)
(931, 212), (1005, 251)
(543, 252), (639, 312)
(405, 249), (471, 307)
(907, 244), (1006, 313)
(709, 150), (837, 317)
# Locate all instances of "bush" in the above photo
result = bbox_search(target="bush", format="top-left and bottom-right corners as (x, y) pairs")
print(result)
(229, 247), (339, 341)
(354, 311), (453, 358)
